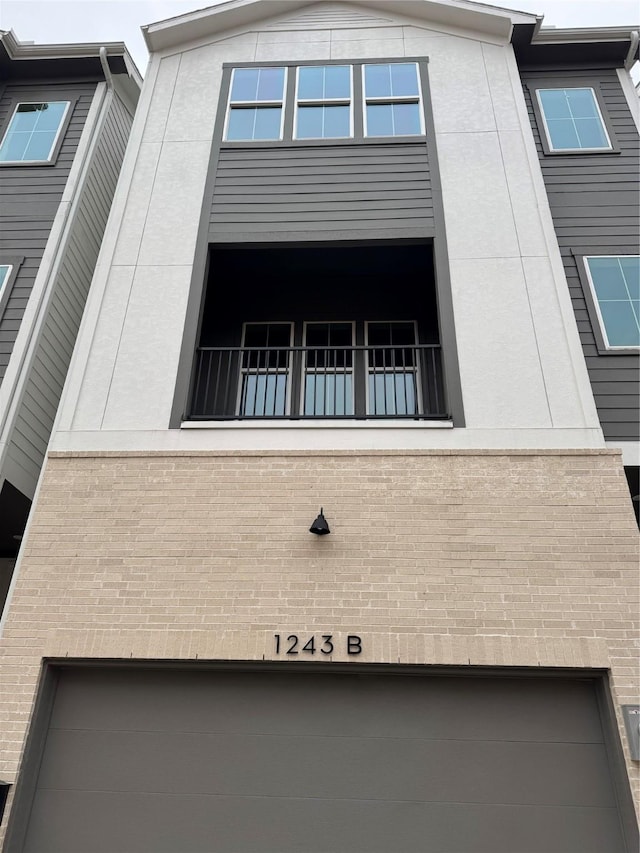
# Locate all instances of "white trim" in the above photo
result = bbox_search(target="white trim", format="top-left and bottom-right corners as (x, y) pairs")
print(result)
(535, 87), (612, 153)
(616, 68), (640, 135)
(583, 255), (640, 351)
(605, 441), (640, 466)
(0, 100), (71, 164)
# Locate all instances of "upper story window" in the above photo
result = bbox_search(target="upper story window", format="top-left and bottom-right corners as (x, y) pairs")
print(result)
(295, 66), (352, 139)
(536, 88), (612, 152)
(363, 63), (423, 137)
(225, 68), (286, 141)
(584, 256), (640, 349)
(0, 265), (12, 296)
(223, 61), (425, 143)
(0, 101), (70, 163)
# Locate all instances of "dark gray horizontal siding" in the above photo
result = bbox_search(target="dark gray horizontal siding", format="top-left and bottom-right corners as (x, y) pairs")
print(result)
(210, 143), (434, 241)
(520, 67), (640, 442)
(0, 80), (98, 385)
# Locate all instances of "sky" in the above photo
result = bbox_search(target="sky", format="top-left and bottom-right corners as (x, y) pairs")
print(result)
(1, 0), (638, 76)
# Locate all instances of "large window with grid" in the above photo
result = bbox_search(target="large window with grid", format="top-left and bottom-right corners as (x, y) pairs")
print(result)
(535, 88), (612, 153)
(0, 101), (71, 164)
(223, 61), (425, 143)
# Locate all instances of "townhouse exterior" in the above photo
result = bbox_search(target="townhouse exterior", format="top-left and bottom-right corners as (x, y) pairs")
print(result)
(0, 32), (141, 617)
(0, 1), (638, 850)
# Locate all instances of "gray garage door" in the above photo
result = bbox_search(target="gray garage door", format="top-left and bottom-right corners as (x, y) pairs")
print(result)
(14, 667), (631, 852)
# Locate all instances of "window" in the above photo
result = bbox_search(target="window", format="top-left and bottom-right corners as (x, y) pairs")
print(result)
(295, 66), (352, 140)
(223, 62), (425, 142)
(303, 322), (355, 415)
(225, 68), (286, 141)
(584, 256), (640, 349)
(363, 64), (423, 137)
(536, 88), (612, 152)
(0, 265), (12, 296)
(366, 322), (420, 415)
(239, 323), (293, 415)
(0, 101), (70, 163)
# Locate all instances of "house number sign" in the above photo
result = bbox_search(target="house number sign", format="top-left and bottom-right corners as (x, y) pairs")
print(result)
(274, 634), (362, 656)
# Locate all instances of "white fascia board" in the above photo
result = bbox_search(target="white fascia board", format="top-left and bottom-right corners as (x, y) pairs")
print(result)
(142, 0), (537, 53)
(533, 25), (640, 44)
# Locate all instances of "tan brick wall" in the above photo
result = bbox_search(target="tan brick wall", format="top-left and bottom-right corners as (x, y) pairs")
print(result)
(0, 448), (638, 836)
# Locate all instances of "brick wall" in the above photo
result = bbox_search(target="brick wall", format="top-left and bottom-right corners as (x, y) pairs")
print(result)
(0, 448), (638, 835)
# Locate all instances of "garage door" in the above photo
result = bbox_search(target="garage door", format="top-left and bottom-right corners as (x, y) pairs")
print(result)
(13, 667), (630, 852)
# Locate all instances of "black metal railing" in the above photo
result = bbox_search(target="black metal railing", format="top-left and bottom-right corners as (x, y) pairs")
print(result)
(189, 345), (448, 420)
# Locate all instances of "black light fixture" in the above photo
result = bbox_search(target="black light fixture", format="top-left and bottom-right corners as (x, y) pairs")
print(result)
(309, 508), (330, 535)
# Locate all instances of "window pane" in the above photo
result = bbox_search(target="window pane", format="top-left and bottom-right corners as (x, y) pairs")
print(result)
(588, 257), (627, 300)
(254, 106), (282, 139)
(392, 103), (421, 135)
(227, 106), (281, 140)
(24, 132), (57, 161)
(574, 117), (609, 149)
(368, 373), (417, 416)
(366, 104), (393, 136)
(231, 68), (284, 102)
(565, 88), (599, 118)
(0, 265), (11, 293)
(298, 65), (350, 100)
(538, 89), (571, 119)
(304, 374), (353, 416)
(324, 65), (350, 99)
(620, 257), (640, 300)
(545, 118), (580, 150)
(297, 105), (350, 139)
(241, 374), (288, 416)
(256, 67), (285, 101)
(599, 301), (640, 348)
(390, 63), (419, 97)
(230, 69), (259, 101)
(31, 101), (67, 131)
(365, 64), (392, 98)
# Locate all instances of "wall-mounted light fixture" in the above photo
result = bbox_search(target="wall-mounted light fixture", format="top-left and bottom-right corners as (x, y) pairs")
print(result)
(309, 508), (330, 535)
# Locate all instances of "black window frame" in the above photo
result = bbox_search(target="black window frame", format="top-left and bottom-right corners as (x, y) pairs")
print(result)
(526, 80), (620, 156)
(220, 58), (429, 147)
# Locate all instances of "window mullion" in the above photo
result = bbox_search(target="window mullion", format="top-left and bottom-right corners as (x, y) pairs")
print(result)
(353, 63), (364, 138)
(283, 66), (296, 142)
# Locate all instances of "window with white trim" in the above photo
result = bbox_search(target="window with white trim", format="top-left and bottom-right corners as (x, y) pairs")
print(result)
(225, 68), (287, 141)
(584, 256), (640, 349)
(223, 62), (425, 142)
(302, 322), (355, 415)
(363, 64), (423, 137)
(536, 88), (612, 152)
(0, 101), (70, 163)
(239, 322), (293, 416)
(0, 265), (12, 296)
(295, 66), (352, 140)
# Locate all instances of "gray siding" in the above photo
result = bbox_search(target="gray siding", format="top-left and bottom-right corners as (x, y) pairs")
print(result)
(0, 81), (98, 384)
(210, 143), (434, 241)
(5, 93), (132, 494)
(519, 67), (640, 442)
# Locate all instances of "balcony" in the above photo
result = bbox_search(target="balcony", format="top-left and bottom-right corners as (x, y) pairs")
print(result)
(189, 342), (446, 420)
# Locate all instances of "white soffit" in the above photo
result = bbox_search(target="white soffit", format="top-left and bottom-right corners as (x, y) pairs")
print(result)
(142, 0), (539, 53)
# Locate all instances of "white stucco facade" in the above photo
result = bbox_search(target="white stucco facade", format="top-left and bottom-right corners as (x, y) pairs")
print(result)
(54, 0), (603, 452)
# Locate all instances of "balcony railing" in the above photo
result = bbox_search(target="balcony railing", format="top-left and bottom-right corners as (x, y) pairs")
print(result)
(189, 344), (448, 420)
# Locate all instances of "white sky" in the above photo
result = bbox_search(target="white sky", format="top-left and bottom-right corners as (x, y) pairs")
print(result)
(1, 0), (638, 76)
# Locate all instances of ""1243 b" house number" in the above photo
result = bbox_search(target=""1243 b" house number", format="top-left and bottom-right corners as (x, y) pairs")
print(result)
(274, 634), (362, 656)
